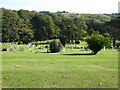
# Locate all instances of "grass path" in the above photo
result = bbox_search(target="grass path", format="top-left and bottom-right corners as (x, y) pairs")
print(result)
(2, 49), (118, 88)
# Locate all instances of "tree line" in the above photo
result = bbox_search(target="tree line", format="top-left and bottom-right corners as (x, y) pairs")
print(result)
(1, 8), (120, 47)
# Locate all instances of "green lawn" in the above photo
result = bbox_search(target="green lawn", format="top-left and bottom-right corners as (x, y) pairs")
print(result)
(2, 48), (118, 88)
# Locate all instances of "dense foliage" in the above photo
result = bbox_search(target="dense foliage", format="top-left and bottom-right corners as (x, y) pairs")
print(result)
(1, 8), (119, 47)
(86, 34), (111, 54)
(59, 35), (67, 46)
(105, 17), (120, 47)
(31, 14), (60, 41)
(49, 40), (63, 53)
(2, 9), (34, 43)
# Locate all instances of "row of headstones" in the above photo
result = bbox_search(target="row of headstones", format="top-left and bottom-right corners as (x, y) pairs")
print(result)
(66, 46), (89, 51)
(1, 42), (114, 52)
(1, 43), (21, 51)
(0, 43), (95, 52)
(0, 42), (49, 52)
(65, 46), (115, 51)
(0, 43), (16, 51)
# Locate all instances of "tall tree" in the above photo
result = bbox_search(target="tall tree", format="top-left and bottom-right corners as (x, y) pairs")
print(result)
(106, 17), (120, 47)
(73, 18), (88, 40)
(31, 14), (60, 41)
(2, 9), (20, 42)
(17, 9), (34, 43)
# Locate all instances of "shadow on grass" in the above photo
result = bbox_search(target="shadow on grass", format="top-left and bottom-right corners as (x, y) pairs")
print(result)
(62, 53), (95, 56)
(40, 52), (95, 55)
(40, 50), (63, 53)
(41, 52), (49, 53)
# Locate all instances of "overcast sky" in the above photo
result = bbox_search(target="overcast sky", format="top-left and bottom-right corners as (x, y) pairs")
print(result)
(0, 0), (119, 14)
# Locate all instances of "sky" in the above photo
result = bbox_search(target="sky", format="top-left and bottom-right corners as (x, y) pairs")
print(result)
(0, 0), (120, 14)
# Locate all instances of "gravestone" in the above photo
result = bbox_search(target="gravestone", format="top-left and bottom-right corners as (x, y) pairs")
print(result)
(7, 48), (13, 51)
(28, 43), (32, 48)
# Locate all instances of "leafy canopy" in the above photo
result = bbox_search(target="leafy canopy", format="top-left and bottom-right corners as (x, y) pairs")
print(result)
(86, 34), (111, 54)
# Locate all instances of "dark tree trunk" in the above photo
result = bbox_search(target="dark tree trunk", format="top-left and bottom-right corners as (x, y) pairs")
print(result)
(113, 39), (116, 48)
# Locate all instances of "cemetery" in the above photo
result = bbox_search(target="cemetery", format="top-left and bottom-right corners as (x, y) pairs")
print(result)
(1, 7), (119, 88)
(1, 39), (119, 88)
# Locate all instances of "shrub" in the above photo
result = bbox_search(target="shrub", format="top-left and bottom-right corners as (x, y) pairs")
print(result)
(86, 34), (111, 54)
(75, 40), (80, 44)
(2, 48), (7, 51)
(49, 40), (63, 53)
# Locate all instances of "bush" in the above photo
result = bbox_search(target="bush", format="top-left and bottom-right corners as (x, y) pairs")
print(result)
(75, 40), (80, 44)
(49, 40), (63, 53)
(2, 48), (7, 51)
(86, 34), (111, 54)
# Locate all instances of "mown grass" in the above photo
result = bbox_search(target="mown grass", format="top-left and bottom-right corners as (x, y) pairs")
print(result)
(2, 46), (118, 88)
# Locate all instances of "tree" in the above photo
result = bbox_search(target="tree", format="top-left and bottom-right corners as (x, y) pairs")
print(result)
(17, 9), (34, 43)
(59, 17), (74, 42)
(31, 14), (60, 41)
(60, 35), (67, 47)
(86, 19), (106, 34)
(106, 17), (120, 47)
(86, 34), (111, 54)
(2, 9), (34, 43)
(2, 9), (20, 42)
(59, 17), (87, 43)
(48, 13), (64, 27)
(73, 18), (88, 40)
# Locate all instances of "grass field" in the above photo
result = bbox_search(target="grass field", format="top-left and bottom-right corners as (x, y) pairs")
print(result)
(2, 46), (118, 88)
